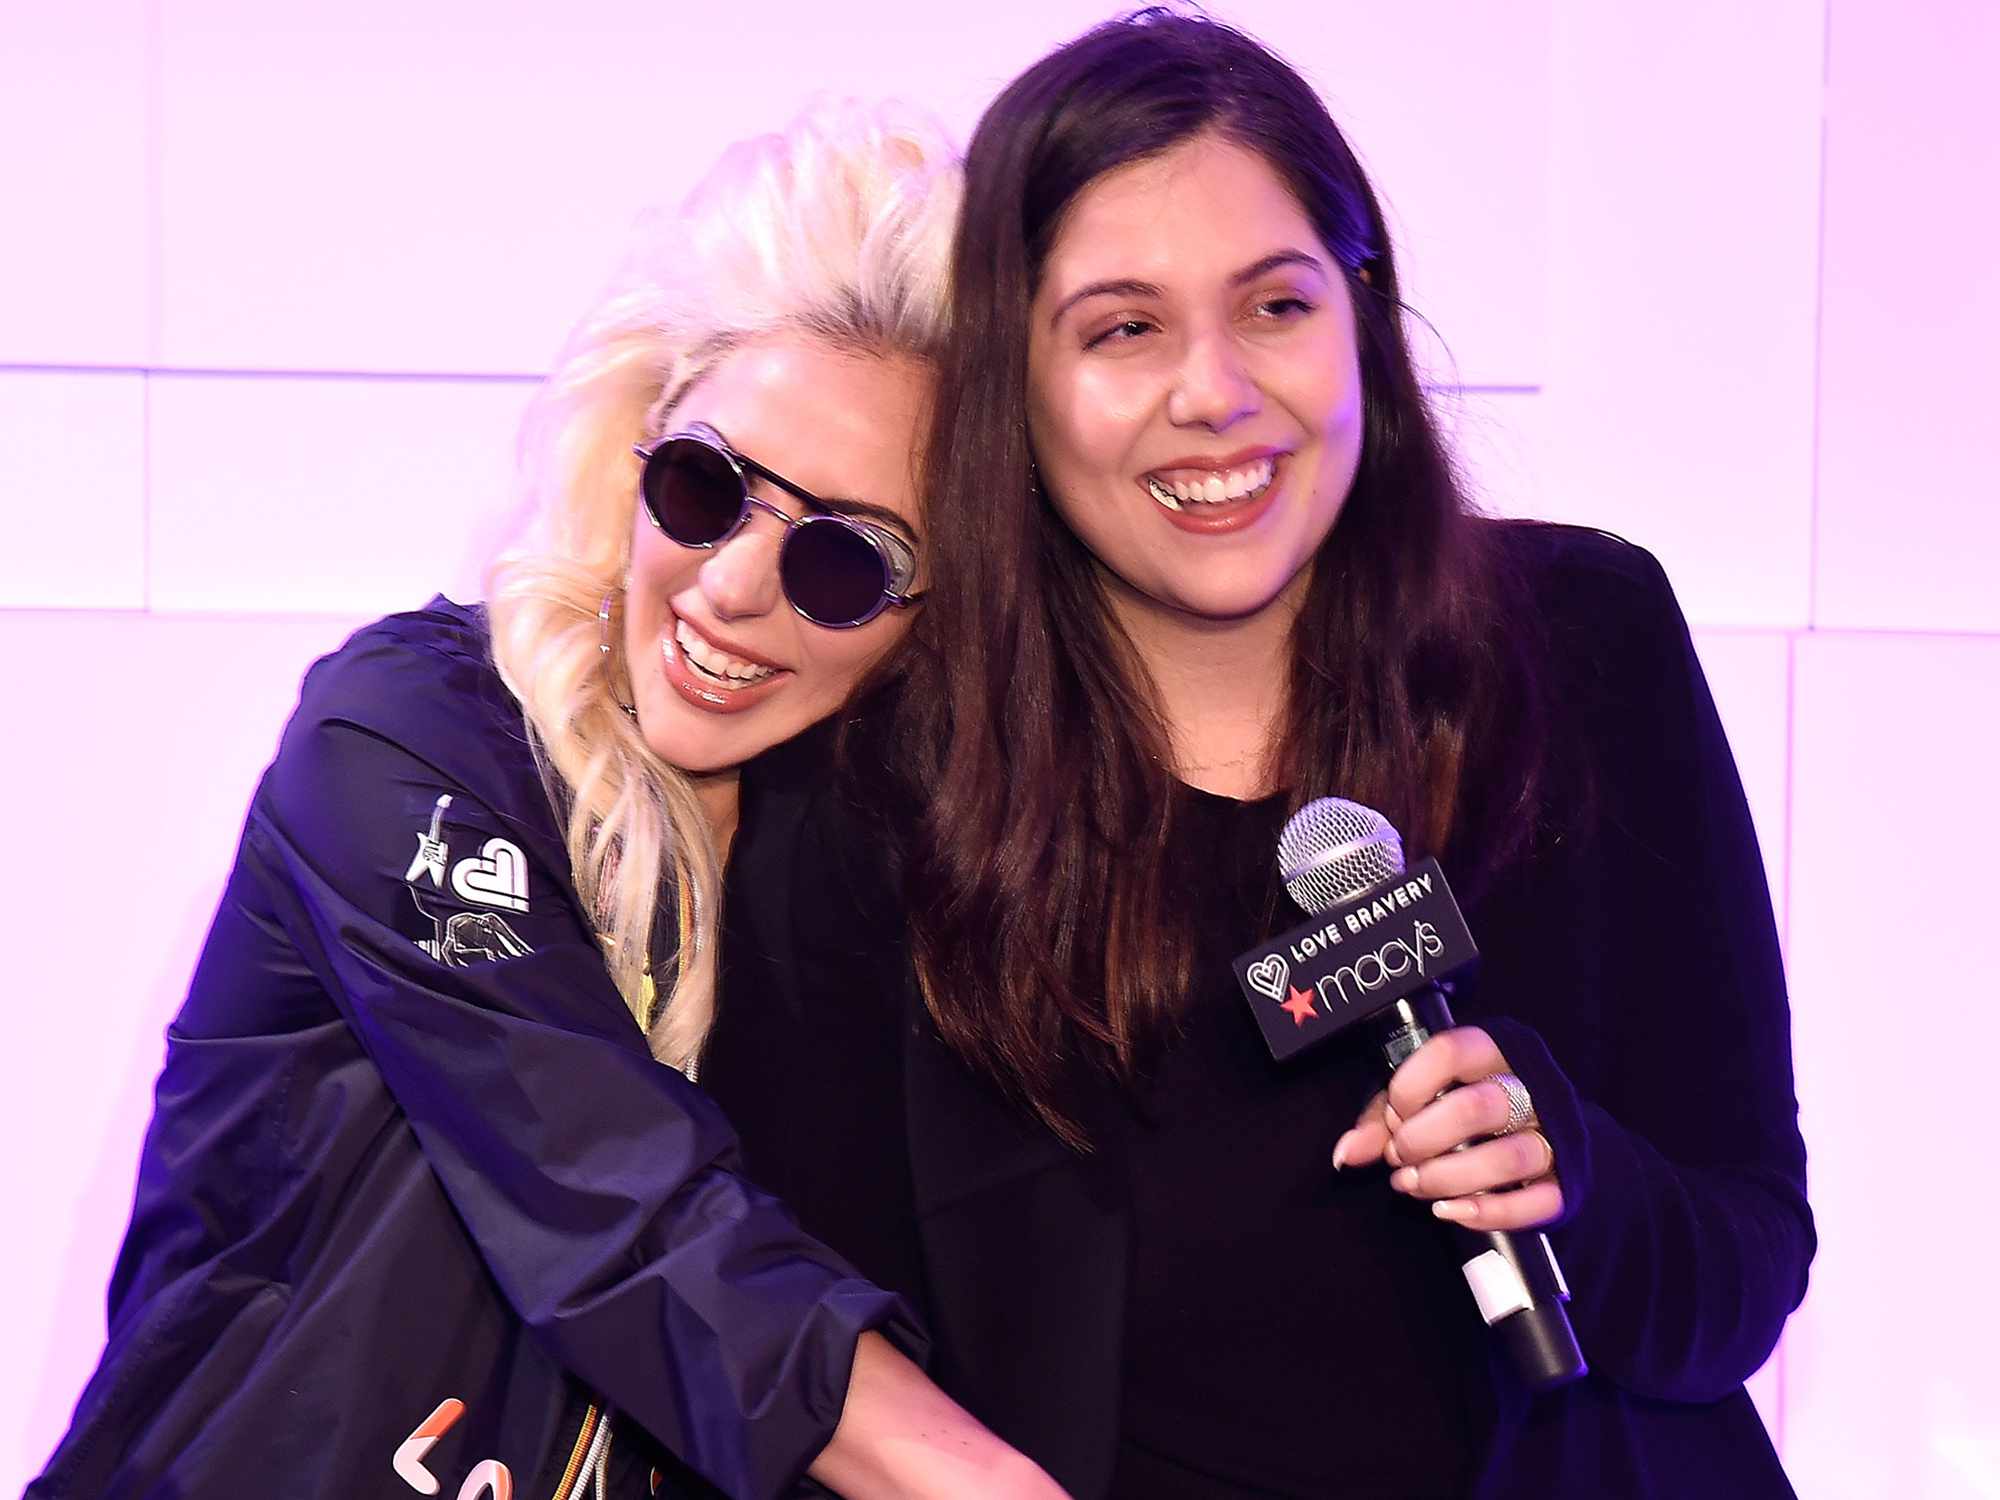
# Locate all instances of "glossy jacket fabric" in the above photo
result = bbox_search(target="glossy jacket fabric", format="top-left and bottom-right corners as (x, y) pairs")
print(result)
(704, 525), (1815, 1499)
(28, 600), (918, 1500)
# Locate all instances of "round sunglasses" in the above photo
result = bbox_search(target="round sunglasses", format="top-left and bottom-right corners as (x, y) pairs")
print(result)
(634, 424), (923, 629)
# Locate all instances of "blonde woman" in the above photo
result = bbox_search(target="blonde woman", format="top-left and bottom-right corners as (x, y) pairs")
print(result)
(29, 107), (1059, 1500)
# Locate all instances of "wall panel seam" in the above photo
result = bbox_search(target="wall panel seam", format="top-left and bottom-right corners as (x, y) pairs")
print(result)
(142, 372), (153, 614)
(144, 0), (162, 366)
(1805, 0), (1834, 634)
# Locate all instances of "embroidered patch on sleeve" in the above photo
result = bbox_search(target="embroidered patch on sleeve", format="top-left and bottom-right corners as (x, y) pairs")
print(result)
(405, 793), (454, 887)
(431, 908), (534, 966)
(397, 793), (537, 968)
(449, 837), (529, 913)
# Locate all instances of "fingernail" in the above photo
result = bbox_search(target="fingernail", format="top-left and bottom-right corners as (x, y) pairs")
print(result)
(1432, 1198), (1474, 1222)
(1331, 1131), (1356, 1170)
(1390, 1167), (1419, 1194)
(1383, 1138), (1403, 1168)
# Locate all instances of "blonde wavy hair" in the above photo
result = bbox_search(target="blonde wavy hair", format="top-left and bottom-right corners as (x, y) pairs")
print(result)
(486, 102), (961, 1073)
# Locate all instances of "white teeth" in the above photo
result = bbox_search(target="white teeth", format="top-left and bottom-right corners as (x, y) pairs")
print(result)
(675, 618), (776, 686)
(1146, 457), (1277, 510)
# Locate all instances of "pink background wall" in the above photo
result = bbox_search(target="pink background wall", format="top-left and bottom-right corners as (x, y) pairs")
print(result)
(3, 1), (1994, 1492)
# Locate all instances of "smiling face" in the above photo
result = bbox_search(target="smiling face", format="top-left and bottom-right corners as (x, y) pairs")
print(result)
(1026, 131), (1364, 631)
(623, 337), (929, 776)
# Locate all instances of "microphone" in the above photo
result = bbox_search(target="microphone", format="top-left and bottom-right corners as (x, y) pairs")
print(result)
(1232, 797), (1587, 1391)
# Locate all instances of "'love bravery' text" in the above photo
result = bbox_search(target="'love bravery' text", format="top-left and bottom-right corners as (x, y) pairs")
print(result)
(1281, 869), (1438, 962)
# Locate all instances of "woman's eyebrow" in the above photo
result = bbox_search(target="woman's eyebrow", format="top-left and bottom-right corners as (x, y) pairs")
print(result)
(812, 493), (920, 542)
(1046, 250), (1329, 329)
(1048, 277), (1163, 329)
(1231, 249), (1327, 285)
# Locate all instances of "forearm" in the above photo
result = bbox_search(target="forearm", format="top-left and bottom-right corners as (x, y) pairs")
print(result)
(808, 1333), (1068, 1499)
(1477, 1017), (1812, 1402)
(1551, 1101), (1814, 1401)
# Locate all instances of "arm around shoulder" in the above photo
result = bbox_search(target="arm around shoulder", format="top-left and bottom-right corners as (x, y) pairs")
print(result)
(247, 622), (939, 1497)
(809, 1333), (1069, 1498)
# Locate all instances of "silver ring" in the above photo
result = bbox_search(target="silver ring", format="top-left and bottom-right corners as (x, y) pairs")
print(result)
(1488, 1071), (1536, 1134)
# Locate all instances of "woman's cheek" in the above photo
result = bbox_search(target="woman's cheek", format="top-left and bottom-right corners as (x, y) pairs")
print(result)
(806, 620), (907, 702)
(1068, 361), (1160, 450)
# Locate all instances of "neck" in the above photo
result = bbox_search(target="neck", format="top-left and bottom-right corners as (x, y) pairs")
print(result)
(1100, 569), (1307, 801)
(692, 767), (743, 861)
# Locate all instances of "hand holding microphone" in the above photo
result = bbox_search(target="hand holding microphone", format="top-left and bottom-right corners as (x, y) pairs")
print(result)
(1333, 1026), (1566, 1233)
(1232, 796), (1587, 1391)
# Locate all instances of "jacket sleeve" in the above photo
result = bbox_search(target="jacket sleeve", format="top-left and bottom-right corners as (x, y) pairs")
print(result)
(241, 631), (924, 1500)
(1479, 538), (1815, 1404)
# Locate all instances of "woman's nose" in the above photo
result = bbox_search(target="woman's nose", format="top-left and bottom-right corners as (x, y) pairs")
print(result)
(1166, 330), (1260, 431)
(698, 523), (785, 621)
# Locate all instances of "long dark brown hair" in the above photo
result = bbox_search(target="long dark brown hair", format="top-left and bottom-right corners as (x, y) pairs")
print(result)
(896, 11), (1548, 1144)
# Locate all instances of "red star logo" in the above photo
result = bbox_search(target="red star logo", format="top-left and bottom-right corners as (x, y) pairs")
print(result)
(1279, 985), (1318, 1027)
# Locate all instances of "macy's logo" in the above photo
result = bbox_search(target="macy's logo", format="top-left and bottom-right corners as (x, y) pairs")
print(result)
(1316, 919), (1445, 1008)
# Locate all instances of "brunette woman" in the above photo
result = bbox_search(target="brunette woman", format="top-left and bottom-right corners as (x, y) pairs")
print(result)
(704, 16), (1813, 1499)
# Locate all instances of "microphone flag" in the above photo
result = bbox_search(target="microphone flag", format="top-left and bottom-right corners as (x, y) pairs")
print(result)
(1233, 855), (1477, 1062)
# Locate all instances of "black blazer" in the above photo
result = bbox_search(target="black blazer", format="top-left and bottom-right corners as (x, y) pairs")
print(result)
(705, 525), (1813, 1498)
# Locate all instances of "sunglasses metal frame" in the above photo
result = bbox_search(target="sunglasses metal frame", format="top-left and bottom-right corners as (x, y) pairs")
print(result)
(633, 423), (923, 629)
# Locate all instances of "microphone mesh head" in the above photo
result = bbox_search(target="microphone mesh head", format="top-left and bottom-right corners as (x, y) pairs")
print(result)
(1278, 798), (1406, 914)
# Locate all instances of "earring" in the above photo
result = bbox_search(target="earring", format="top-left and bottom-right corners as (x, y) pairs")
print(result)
(598, 589), (640, 721)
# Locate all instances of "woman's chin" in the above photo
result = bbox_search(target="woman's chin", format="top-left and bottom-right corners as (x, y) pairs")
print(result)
(1123, 577), (1301, 628)
(635, 703), (754, 777)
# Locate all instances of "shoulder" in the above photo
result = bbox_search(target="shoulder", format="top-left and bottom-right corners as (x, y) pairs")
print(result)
(296, 596), (512, 735)
(273, 596), (552, 842)
(1487, 520), (1678, 621)
(247, 597), (590, 951)
(1483, 520), (1693, 689)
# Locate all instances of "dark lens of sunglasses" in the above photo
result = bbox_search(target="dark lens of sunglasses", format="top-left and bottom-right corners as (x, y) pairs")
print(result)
(645, 440), (745, 546)
(781, 519), (891, 626)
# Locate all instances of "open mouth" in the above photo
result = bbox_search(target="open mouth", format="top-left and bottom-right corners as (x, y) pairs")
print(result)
(672, 615), (780, 690)
(1144, 456), (1279, 513)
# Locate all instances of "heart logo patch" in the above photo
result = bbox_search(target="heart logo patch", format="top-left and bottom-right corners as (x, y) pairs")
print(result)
(451, 837), (529, 913)
(1245, 953), (1290, 1003)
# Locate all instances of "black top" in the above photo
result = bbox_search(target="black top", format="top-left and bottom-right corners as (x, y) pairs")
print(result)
(703, 523), (1813, 1499)
(1109, 785), (1489, 1497)
(30, 600), (917, 1500)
